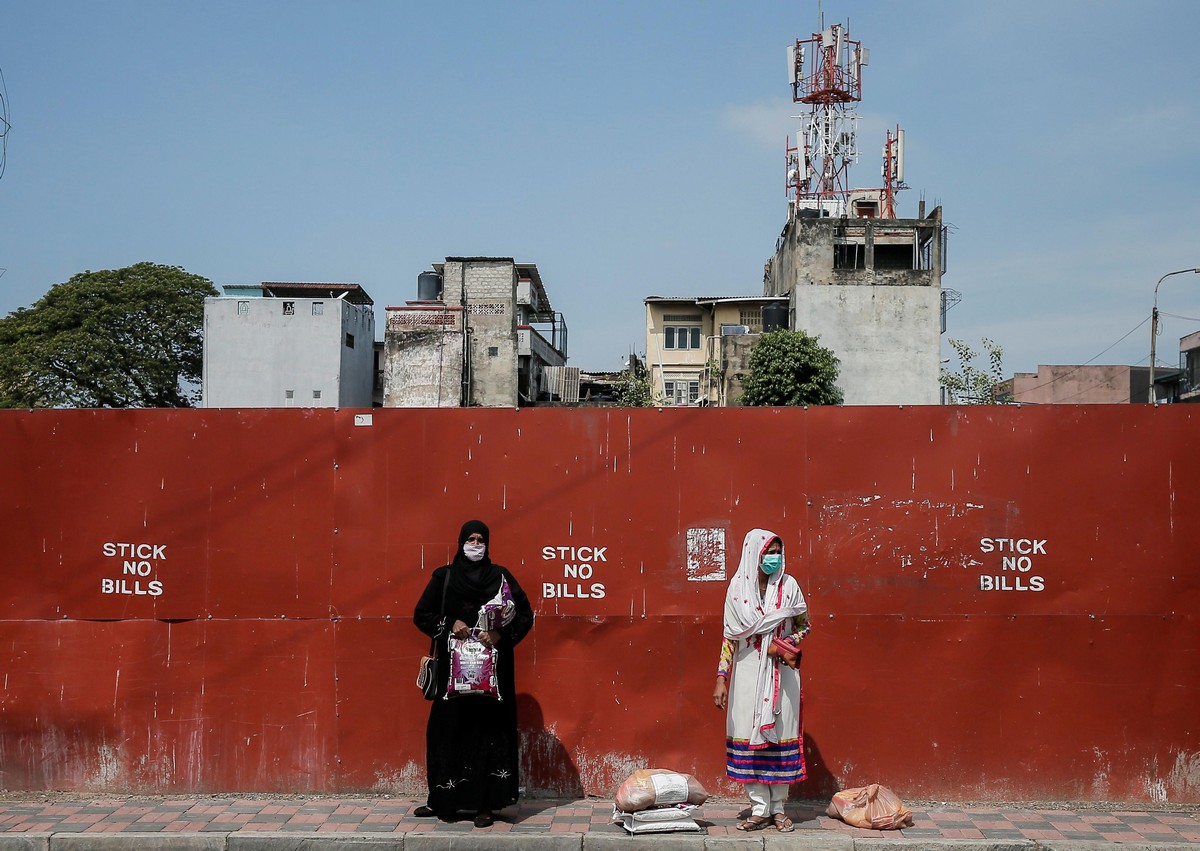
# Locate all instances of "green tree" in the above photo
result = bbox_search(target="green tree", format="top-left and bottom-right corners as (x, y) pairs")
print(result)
(0, 262), (218, 408)
(939, 337), (1005, 404)
(740, 329), (842, 406)
(613, 353), (660, 407)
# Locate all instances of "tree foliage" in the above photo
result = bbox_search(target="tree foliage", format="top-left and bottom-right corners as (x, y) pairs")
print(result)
(939, 337), (1005, 404)
(613, 353), (660, 407)
(740, 329), (843, 407)
(0, 262), (218, 408)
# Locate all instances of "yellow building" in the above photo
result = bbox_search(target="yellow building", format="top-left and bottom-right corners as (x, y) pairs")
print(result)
(643, 295), (789, 407)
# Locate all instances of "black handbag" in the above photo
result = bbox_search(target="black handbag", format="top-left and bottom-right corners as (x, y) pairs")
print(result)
(416, 570), (451, 701)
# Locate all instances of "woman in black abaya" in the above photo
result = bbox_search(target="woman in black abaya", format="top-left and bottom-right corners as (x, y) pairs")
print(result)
(412, 520), (534, 828)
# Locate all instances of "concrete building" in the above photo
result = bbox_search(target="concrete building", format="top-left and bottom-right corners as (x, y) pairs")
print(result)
(1148, 330), (1200, 404)
(644, 295), (789, 406)
(997, 365), (1152, 405)
(760, 15), (947, 406)
(763, 206), (946, 405)
(1178, 331), (1200, 402)
(202, 282), (375, 409)
(381, 258), (567, 408)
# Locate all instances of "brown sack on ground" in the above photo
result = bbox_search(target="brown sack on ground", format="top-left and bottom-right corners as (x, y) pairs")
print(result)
(614, 769), (710, 812)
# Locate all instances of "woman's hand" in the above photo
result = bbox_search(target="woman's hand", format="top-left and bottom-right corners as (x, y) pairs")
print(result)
(768, 642), (800, 669)
(713, 676), (728, 710)
(480, 630), (501, 648)
(452, 620), (471, 639)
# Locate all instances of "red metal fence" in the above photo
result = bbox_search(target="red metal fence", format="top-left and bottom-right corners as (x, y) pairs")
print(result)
(1, 406), (1196, 803)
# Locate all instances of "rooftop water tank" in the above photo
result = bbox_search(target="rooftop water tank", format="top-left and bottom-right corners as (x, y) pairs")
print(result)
(417, 271), (443, 302)
(762, 303), (789, 333)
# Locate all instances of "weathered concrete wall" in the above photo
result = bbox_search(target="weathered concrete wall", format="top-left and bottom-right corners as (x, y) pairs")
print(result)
(443, 258), (519, 408)
(791, 284), (941, 405)
(765, 213), (943, 406)
(382, 312), (465, 407)
(719, 334), (756, 405)
(0, 406), (1197, 803)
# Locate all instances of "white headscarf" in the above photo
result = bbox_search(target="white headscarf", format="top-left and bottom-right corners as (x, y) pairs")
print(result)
(722, 528), (808, 748)
(723, 528), (806, 640)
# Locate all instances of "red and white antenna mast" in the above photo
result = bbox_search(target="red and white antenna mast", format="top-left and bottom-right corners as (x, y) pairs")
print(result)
(785, 17), (867, 216)
(881, 125), (905, 218)
(785, 14), (910, 220)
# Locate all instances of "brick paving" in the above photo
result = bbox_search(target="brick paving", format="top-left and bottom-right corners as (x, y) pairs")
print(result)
(0, 796), (1195, 842)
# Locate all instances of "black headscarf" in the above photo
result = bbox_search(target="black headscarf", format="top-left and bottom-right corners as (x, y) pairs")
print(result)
(448, 519), (504, 608)
(455, 519), (490, 560)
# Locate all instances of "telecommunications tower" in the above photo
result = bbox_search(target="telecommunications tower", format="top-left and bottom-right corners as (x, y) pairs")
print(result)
(785, 15), (906, 218)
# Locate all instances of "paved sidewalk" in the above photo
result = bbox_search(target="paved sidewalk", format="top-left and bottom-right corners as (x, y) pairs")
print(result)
(0, 796), (1197, 848)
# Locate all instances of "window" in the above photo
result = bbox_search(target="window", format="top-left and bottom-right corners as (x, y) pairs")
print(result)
(312, 302), (324, 316)
(665, 326), (701, 350)
(834, 243), (865, 269)
(488, 346), (499, 357)
(313, 390), (322, 400)
(663, 378), (700, 406)
(345, 333), (355, 348)
(874, 242), (915, 270)
(283, 301), (295, 316)
(237, 300), (250, 316)
(738, 309), (762, 332)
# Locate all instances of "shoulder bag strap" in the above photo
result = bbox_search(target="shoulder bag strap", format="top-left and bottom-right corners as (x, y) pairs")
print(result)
(428, 569), (451, 657)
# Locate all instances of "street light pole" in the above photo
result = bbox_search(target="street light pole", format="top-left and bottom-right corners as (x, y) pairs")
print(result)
(1148, 268), (1200, 403)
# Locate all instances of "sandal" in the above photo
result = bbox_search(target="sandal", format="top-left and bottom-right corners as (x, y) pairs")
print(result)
(473, 811), (495, 828)
(412, 805), (436, 818)
(773, 813), (795, 832)
(737, 815), (771, 831)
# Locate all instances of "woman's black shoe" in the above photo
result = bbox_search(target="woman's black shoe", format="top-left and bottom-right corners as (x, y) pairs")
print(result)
(412, 805), (436, 818)
(473, 812), (494, 828)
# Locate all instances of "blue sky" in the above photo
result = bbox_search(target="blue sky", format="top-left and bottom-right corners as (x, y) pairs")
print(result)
(2, 1), (1198, 378)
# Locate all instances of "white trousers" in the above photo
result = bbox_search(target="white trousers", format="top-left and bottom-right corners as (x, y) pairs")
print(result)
(745, 781), (788, 818)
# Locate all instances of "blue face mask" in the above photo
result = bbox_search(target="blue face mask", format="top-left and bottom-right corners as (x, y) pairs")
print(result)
(760, 553), (783, 575)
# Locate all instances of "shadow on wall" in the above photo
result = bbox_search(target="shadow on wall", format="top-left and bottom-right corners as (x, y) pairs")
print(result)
(794, 733), (838, 800)
(517, 693), (583, 798)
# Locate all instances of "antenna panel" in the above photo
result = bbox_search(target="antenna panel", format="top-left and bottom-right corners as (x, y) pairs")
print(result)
(895, 129), (905, 183)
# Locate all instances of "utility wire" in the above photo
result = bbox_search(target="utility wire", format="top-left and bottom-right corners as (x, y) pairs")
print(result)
(1016, 316), (1149, 394)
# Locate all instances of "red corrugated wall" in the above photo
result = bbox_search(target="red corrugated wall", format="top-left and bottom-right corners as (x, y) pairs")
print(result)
(0, 406), (1196, 803)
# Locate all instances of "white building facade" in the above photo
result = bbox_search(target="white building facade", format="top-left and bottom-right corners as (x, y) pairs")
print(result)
(202, 283), (375, 409)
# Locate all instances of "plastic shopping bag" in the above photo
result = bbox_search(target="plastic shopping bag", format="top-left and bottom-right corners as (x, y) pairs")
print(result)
(827, 784), (913, 830)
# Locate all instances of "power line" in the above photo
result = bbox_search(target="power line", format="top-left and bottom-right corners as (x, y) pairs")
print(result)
(1158, 310), (1200, 323)
(1016, 316), (1150, 394)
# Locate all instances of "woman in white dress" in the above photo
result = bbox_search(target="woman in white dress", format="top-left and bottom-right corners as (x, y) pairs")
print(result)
(712, 528), (810, 832)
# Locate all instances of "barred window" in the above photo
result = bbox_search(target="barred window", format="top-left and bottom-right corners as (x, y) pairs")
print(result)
(663, 379), (700, 406)
(738, 309), (763, 331)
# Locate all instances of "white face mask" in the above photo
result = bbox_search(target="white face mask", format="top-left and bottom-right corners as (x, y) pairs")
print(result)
(463, 542), (486, 562)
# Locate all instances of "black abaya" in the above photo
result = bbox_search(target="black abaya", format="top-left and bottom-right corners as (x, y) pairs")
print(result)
(413, 554), (534, 815)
